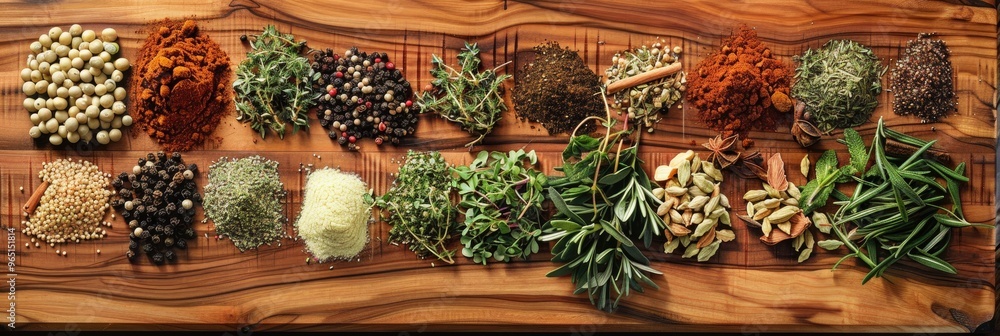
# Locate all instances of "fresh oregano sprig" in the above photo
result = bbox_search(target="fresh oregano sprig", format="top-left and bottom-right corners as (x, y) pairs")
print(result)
(453, 149), (547, 264)
(805, 118), (990, 283)
(418, 42), (511, 148)
(234, 25), (319, 139)
(541, 94), (665, 312)
(377, 151), (458, 264)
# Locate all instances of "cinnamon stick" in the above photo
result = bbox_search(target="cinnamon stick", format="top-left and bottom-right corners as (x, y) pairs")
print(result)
(22, 181), (49, 215)
(606, 62), (682, 94)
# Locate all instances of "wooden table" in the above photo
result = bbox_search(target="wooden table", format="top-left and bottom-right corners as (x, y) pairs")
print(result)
(0, 0), (996, 332)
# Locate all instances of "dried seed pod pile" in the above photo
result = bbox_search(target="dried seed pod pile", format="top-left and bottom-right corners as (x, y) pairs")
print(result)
(741, 181), (817, 262)
(110, 152), (200, 264)
(22, 158), (112, 245)
(605, 41), (686, 132)
(312, 47), (417, 150)
(653, 150), (735, 262)
(21, 25), (131, 146)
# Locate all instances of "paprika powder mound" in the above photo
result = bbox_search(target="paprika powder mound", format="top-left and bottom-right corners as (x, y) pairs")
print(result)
(130, 19), (232, 152)
(688, 25), (792, 139)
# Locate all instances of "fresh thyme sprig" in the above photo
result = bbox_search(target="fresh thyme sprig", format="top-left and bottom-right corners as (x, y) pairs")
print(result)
(418, 42), (511, 148)
(234, 25), (319, 139)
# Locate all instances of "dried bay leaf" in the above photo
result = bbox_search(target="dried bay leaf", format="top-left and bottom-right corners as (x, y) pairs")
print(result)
(767, 153), (789, 192)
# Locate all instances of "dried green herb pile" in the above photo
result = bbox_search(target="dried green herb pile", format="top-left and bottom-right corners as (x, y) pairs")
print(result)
(605, 41), (685, 132)
(801, 119), (984, 283)
(890, 34), (956, 123)
(377, 151), (457, 264)
(513, 42), (604, 135)
(541, 110), (665, 312)
(793, 40), (886, 132)
(203, 156), (286, 251)
(313, 47), (416, 150)
(234, 25), (318, 139)
(453, 150), (547, 264)
(419, 42), (511, 148)
(111, 152), (199, 264)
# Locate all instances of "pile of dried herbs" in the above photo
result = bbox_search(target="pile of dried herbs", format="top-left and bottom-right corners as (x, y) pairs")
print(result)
(802, 119), (985, 283)
(203, 156), (286, 251)
(418, 42), (510, 148)
(234, 25), (318, 139)
(792, 40), (886, 132)
(453, 150), (546, 264)
(541, 102), (665, 312)
(377, 151), (458, 264)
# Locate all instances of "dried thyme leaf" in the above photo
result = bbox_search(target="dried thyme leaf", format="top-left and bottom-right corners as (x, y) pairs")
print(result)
(792, 40), (886, 132)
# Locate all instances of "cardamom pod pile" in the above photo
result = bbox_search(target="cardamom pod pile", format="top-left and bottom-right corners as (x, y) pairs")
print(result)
(653, 150), (735, 262)
(741, 181), (818, 262)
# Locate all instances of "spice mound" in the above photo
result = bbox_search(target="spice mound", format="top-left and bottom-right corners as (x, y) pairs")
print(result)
(688, 25), (793, 138)
(891, 34), (956, 123)
(234, 25), (317, 139)
(21, 25), (131, 146)
(131, 19), (232, 152)
(605, 41), (686, 132)
(111, 152), (200, 264)
(204, 156), (286, 251)
(22, 159), (112, 245)
(793, 40), (885, 132)
(655, 150), (735, 261)
(295, 169), (371, 261)
(513, 42), (604, 135)
(418, 42), (511, 148)
(376, 151), (457, 264)
(313, 47), (416, 150)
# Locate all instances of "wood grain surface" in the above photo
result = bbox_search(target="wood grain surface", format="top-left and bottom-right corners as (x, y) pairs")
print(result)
(0, 0), (996, 332)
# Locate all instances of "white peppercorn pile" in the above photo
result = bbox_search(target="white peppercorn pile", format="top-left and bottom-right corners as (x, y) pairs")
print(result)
(22, 159), (112, 245)
(203, 156), (286, 251)
(21, 25), (132, 146)
(111, 152), (200, 264)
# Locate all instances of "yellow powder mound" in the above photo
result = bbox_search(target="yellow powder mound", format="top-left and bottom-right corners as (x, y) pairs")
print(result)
(295, 168), (371, 261)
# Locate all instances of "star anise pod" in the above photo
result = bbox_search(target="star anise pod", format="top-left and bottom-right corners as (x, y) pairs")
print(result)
(702, 135), (740, 169)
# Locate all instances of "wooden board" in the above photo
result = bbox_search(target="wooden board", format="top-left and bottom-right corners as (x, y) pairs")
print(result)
(0, 0), (996, 332)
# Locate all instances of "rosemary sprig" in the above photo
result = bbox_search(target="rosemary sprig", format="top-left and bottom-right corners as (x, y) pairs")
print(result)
(541, 93), (665, 312)
(807, 118), (990, 283)
(418, 42), (511, 148)
(234, 25), (319, 139)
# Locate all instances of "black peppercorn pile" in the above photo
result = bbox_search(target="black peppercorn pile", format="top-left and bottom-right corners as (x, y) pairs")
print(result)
(890, 34), (957, 123)
(312, 47), (417, 150)
(111, 152), (200, 264)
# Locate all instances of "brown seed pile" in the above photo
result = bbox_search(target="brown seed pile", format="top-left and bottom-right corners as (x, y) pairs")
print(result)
(22, 158), (112, 244)
(513, 42), (604, 135)
(890, 34), (956, 123)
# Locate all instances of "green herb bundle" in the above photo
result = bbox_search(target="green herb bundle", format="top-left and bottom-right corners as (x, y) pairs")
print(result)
(541, 105), (666, 312)
(801, 118), (986, 283)
(792, 40), (886, 132)
(418, 42), (511, 148)
(377, 151), (458, 264)
(234, 25), (319, 139)
(453, 150), (547, 264)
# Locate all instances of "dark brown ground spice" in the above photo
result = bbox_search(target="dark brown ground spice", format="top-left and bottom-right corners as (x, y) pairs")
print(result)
(513, 42), (604, 135)
(130, 19), (232, 152)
